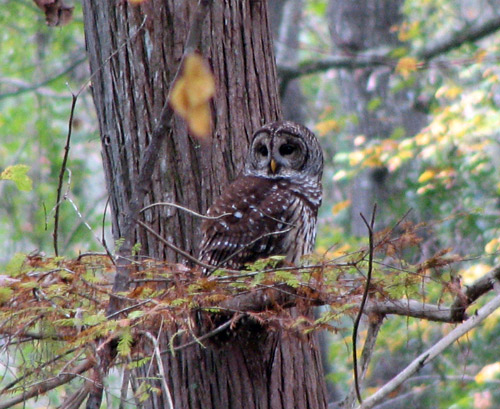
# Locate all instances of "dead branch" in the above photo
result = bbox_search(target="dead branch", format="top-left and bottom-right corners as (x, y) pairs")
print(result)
(0, 359), (94, 409)
(0, 56), (87, 100)
(278, 15), (500, 83)
(356, 293), (500, 409)
(53, 93), (77, 256)
(353, 206), (377, 404)
(450, 262), (500, 321)
(342, 316), (384, 408)
(366, 299), (452, 322)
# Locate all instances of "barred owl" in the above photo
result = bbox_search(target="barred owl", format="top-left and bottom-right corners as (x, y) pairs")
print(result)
(199, 121), (323, 274)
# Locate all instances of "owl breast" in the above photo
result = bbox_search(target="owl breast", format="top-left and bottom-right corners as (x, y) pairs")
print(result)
(199, 175), (321, 273)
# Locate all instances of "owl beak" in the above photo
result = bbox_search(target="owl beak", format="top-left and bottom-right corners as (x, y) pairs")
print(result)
(270, 159), (278, 174)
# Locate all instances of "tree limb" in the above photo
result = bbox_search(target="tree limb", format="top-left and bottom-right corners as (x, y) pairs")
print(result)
(357, 293), (500, 409)
(0, 359), (94, 409)
(366, 299), (452, 322)
(450, 262), (500, 321)
(278, 15), (500, 82)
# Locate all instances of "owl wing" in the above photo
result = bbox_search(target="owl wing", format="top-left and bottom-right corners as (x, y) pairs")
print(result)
(199, 175), (297, 272)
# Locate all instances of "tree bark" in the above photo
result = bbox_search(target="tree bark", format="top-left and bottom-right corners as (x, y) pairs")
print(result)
(82, 1), (327, 408)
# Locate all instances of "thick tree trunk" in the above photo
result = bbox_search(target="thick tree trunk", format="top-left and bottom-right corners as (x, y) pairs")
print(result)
(327, 0), (427, 234)
(82, 1), (326, 408)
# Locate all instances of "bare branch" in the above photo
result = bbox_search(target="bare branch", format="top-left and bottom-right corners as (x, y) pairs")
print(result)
(343, 316), (384, 408)
(357, 293), (500, 409)
(451, 262), (500, 321)
(279, 15), (500, 82)
(143, 332), (174, 409)
(419, 15), (500, 60)
(353, 205), (377, 404)
(133, 218), (215, 271)
(0, 55), (87, 100)
(366, 299), (452, 322)
(141, 202), (232, 220)
(53, 93), (77, 256)
(0, 359), (94, 409)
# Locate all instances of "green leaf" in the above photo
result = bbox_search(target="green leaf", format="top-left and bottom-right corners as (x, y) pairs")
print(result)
(4, 253), (26, 276)
(0, 165), (32, 191)
(117, 328), (133, 356)
(128, 310), (145, 320)
(367, 97), (382, 111)
(0, 287), (13, 303)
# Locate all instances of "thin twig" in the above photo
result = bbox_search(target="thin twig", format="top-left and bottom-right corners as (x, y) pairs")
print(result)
(343, 316), (384, 408)
(207, 226), (294, 275)
(141, 202), (231, 220)
(162, 320), (232, 354)
(0, 359), (94, 409)
(353, 204), (377, 404)
(0, 347), (79, 394)
(53, 93), (77, 256)
(133, 218), (214, 270)
(143, 332), (174, 409)
(0, 55), (87, 100)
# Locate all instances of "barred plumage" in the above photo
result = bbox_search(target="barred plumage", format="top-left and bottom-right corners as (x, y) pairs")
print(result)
(199, 121), (323, 274)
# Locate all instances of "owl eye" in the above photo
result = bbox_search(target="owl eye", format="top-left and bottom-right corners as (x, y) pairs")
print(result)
(279, 144), (296, 156)
(256, 145), (268, 156)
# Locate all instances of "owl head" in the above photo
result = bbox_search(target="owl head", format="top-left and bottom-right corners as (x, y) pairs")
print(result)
(243, 121), (323, 181)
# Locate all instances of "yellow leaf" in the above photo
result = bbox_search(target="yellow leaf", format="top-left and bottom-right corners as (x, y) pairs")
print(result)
(485, 238), (499, 254)
(332, 169), (347, 181)
(418, 170), (435, 183)
(462, 263), (491, 284)
(396, 57), (419, 79)
(475, 49), (487, 64)
(349, 150), (365, 166)
(332, 200), (351, 215)
(415, 132), (431, 146)
(315, 120), (340, 136)
(475, 362), (500, 384)
(170, 53), (215, 138)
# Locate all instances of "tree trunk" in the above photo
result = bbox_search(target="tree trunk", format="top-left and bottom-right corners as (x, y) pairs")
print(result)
(327, 0), (427, 234)
(82, 1), (327, 408)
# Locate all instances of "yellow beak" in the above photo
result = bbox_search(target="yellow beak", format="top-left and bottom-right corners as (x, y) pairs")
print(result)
(270, 159), (277, 174)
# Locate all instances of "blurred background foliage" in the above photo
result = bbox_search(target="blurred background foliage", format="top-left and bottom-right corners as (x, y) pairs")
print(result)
(1, 0), (500, 407)
(0, 0), (103, 263)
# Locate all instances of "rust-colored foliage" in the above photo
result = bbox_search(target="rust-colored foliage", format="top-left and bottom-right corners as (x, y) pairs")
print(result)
(0, 229), (465, 398)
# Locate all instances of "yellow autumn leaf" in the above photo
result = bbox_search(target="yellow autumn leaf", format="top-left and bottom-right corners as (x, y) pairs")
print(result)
(332, 200), (351, 215)
(475, 49), (487, 64)
(330, 243), (351, 258)
(415, 132), (431, 146)
(315, 120), (340, 136)
(332, 169), (347, 181)
(349, 150), (365, 166)
(395, 57), (419, 79)
(170, 53), (215, 138)
(462, 263), (491, 284)
(485, 238), (499, 254)
(418, 170), (436, 183)
(475, 362), (500, 384)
